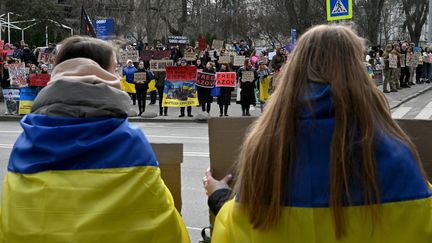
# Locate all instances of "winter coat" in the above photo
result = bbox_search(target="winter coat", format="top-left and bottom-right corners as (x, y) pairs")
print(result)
(237, 66), (257, 106)
(197, 67), (215, 104)
(122, 66), (138, 83)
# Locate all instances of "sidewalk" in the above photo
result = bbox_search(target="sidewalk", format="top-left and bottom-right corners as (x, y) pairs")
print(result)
(1, 83), (431, 122)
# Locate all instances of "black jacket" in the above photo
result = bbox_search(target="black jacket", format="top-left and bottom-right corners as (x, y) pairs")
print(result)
(207, 188), (232, 215)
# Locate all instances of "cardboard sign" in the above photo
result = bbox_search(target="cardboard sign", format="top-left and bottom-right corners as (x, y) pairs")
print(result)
(2, 88), (20, 115)
(184, 51), (197, 61)
(242, 71), (255, 82)
(196, 72), (216, 88)
(168, 36), (189, 45)
(38, 52), (55, 64)
(373, 70), (383, 86)
(151, 143), (183, 212)
(134, 72), (147, 84)
(153, 50), (172, 60)
(198, 37), (207, 51)
(150, 60), (174, 72)
(389, 54), (398, 69)
(162, 80), (199, 107)
(216, 72), (236, 87)
(212, 40), (224, 50)
(18, 87), (39, 115)
(208, 117), (432, 183)
(140, 50), (153, 62)
(166, 66), (197, 81)
(29, 73), (51, 87)
(218, 56), (232, 64)
(233, 55), (246, 66)
(119, 50), (139, 64)
(407, 53), (416, 67)
(0, 40), (4, 50)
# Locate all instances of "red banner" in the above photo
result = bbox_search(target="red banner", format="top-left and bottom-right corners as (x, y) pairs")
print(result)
(29, 73), (51, 87)
(216, 72), (236, 87)
(140, 50), (153, 62)
(166, 66), (197, 81)
(196, 72), (215, 88)
(153, 50), (172, 60)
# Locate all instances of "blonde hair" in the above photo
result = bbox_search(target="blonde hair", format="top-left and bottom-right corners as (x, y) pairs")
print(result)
(234, 24), (425, 239)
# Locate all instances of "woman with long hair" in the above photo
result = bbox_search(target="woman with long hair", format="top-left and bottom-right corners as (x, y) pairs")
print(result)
(210, 25), (431, 242)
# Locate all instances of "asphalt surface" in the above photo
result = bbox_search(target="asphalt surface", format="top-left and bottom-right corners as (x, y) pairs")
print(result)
(391, 87), (432, 120)
(0, 122), (209, 243)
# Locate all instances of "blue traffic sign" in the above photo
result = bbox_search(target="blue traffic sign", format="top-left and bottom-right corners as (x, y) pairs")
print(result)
(327, 0), (352, 21)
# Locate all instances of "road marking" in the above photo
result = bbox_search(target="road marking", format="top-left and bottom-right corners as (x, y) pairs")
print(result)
(0, 130), (21, 133)
(146, 135), (208, 140)
(0, 144), (13, 149)
(391, 107), (412, 119)
(426, 101), (432, 108)
(415, 107), (432, 120)
(184, 152), (209, 158)
(186, 226), (203, 231)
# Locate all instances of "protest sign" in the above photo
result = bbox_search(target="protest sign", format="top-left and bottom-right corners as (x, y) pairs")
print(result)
(212, 40), (224, 50)
(389, 54), (398, 69)
(150, 60), (174, 72)
(241, 71), (255, 82)
(134, 72), (147, 84)
(0, 40), (4, 50)
(8, 64), (28, 88)
(218, 56), (232, 64)
(168, 36), (189, 45)
(38, 52), (55, 64)
(259, 76), (272, 101)
(29, 73), (51, 87)
(373, 70), (383, 86)
(93, 19), (115, 40)
(119, 50), (139, 64)
(18, 87), (38, 115)
(166, 66), (197, 81)
(196, 72), (216, 88)
(162, 80), (199, 107)
(198, 37), (207, 51)
(216, 72), (236, 87)
(416, 53), (423, 65)
(233, 55), (246, 66)
(407, 53), (416, 67)
(2, 88), (20, 115)
(185, 51), (197, 61)
(153, 50), (171, 60)
(140, 50), (153, 62)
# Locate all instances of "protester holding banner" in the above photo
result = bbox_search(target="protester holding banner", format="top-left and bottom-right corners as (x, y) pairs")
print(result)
(382, 44), (395, 93)
(154, 71), (168, 116)
(406, 44), (416, 86)
(390, 43), (402, 90)
(257, 61), (272, 111)
(217, 63), (234, 117)
(415, 47), (424, 84)
(237, 59), (257, 116)
(135, 61), (150, 115)
(270, 48), (286, 72)
(179, 59), (194, 117)
(197, 62), (215, 115)
(208, 25), (432, 243)
(399, 43), (411, 88)
(423, 48), (432, 83)
(123, 59), (138, 105)
(0, 36), (190, 243)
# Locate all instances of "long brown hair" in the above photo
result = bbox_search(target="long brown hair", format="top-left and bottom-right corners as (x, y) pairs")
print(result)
(234, 25), (425, 239)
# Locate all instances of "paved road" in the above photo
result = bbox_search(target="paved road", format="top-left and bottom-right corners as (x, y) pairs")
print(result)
(391, 88), (432, 120)
(0, 122), (209, 243)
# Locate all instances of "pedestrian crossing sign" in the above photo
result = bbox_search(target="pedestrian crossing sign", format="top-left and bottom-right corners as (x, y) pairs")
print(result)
(327, 0), (352, 21)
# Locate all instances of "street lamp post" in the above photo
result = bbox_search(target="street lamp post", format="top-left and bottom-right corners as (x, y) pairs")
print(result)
(8, 12), (10, 43)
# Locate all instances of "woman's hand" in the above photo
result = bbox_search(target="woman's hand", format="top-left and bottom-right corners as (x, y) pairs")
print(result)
(202, 168), (232, 196)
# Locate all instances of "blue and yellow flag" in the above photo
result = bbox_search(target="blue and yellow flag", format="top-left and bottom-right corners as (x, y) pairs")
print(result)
(0, 114), (189, 243)
(212, 83), (432, 243)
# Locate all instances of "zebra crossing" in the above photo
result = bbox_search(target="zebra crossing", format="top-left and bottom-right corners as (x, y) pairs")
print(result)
(391, 101), (432, 120)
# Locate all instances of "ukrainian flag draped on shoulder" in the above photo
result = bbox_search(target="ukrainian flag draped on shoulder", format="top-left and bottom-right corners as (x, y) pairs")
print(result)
(0, 115), (189, 243)
(212, 82), (432, 243)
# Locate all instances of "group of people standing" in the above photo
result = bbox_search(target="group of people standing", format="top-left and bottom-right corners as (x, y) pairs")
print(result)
(122, 42), (287, 118)
(381, 42), (431, 93)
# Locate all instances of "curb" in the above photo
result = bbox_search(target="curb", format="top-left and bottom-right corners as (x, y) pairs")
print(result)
(390, 85), (432, 110)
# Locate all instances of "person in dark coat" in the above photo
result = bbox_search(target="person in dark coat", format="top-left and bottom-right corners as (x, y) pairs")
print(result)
(22, 47), (38, 65)
(135, 61), (150, 116)
(237, 58), (257, 116)
(154, 71), (168, 116)
(217, 63), (234, 117)
(198, 62), (215, 114)
(270, 48), (286, 72)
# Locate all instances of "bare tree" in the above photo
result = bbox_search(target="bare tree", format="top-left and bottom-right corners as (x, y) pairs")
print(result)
(353, 0), (386, 45)
(401, 0), (428, 44)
